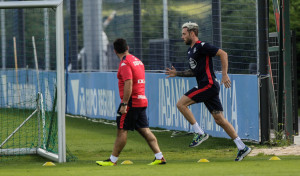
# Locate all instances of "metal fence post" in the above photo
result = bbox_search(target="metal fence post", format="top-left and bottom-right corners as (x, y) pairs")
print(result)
(163, 0), (168, 69)
(133, 0), (142, 60)
(258, 0), (270, 143)
(283, 0), (293, 139)
(70, 0), (78, 71)
(212, 0), (221, 48)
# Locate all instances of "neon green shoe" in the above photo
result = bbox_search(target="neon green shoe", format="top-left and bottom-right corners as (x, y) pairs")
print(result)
(148, 157), (166, 165)
(96, 159), (116, 166)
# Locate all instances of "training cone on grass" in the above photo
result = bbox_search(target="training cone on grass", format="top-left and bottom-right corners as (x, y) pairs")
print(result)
(197, 159), (210, 163)
(269, 156), (281, 160)
(121, 160), (133, 165)
(43, 162), (56, 166)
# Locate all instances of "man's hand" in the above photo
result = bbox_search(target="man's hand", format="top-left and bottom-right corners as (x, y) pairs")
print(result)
(119, 105), (127, 114)
(221, 74), (231, 88)
(165, 66), (176, 78)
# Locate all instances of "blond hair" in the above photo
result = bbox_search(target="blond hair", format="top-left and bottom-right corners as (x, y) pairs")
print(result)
(182, 22), (198, 36)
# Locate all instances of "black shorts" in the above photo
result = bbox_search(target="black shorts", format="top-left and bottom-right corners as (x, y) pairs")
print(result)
(184, 81), (223, 113)
(116, 104), (149, 131)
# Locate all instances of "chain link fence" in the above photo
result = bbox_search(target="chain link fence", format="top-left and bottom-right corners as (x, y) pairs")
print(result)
(63, 0), (258, 74)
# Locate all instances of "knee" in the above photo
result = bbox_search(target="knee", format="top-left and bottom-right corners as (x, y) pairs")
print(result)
(214, 118), (224, 126)
(149, 135), (157, 143)
(176, 102), (185, 110)
(117, 130), (128, 139)
(146, 132), (157, 141)
(213, 113), (226, 126)
(145, 133), (157, 143)
(140, 129), (157, 142)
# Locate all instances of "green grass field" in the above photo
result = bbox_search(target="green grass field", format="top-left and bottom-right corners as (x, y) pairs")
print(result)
(1, 116), (300, 176)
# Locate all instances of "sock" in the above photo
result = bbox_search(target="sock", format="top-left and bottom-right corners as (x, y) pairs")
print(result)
(233, 137), (246, 150)
(192, 122), (204, 135)
(110, 155), (118, 163)
(155, 152), (163, 160)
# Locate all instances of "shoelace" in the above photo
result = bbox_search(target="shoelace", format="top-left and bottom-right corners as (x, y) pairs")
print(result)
(193, 134), (201, 140)
(237, 148), (246, 156)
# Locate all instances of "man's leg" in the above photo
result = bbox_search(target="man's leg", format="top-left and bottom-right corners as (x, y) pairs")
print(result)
(137, 128), (160, 154)
(112, 129), (128, 157)
(137, 128), (166, 165)
(176, 95), (197, 124)
(211, 111), (251, 161)
(211, 111), (238, 139)
(96, 129), (127, 166)
(177, 95), (208, 147)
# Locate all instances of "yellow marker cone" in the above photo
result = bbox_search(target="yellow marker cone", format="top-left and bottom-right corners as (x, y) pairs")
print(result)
(269, 156), (281, 160)
(43, 162), (56, 166)
(121, 160), (133, 165)
(198, 159), (210, 163)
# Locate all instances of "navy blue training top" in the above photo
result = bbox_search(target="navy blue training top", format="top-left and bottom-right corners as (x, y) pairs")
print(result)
(187, 40), (219, 88)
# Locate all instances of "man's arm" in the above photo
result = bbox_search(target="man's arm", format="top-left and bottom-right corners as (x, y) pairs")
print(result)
(120, 79), (132, 114)
(176, 69), (195, 77)
(166, 66), (195, 78)
(216, 49), (231, 88)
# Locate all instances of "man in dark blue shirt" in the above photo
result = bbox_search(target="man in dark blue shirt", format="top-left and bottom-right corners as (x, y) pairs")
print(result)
(166, 22), (251, 161)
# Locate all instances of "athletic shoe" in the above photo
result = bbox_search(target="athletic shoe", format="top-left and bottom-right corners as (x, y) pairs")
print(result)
(189, 133), (209, 147)
(96, 159), (116, 166)
(235, 146), (252, 161)
(148, 157), (166, 165)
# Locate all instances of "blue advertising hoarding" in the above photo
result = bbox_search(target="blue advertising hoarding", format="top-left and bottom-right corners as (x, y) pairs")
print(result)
(0, 69), (259, 141)
(0, 70), (56, 111)
(66, 72), (259, 141)
(66, 72), (119, 120)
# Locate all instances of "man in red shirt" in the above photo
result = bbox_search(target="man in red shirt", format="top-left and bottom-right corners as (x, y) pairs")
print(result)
(96, 38), (166, 166)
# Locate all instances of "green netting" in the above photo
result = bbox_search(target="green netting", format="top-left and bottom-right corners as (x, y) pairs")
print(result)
(0, 87), (75, 162)
(0, 108), (39, 153)
(0, 6), (75, 162)
(0, 91), (58, 161)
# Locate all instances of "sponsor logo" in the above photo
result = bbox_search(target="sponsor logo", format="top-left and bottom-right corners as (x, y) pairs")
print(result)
(121, 63), (126, 66)
(201, 42), (205, 46)
(78, 87), (116, 118)
(189, 57), (197, 69)
(137, 79), (145, 84)
(137, 95), (146, 99)
(133, 61), (143, 66)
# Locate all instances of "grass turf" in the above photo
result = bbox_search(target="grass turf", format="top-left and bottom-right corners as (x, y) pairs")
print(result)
(1, 116), (300, 176)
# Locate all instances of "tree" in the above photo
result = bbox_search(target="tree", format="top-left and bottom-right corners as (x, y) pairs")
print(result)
(269, 0), (300, 105)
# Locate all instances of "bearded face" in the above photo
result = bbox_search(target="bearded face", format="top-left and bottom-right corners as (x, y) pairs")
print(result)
(184, 37), (192, 45)
(181, 28), (193, 45)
